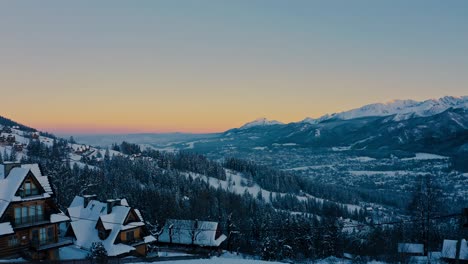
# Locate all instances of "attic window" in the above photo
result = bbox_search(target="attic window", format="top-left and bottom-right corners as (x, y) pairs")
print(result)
(100, 207), (106, 213)
(23, 181), (38, 196)
(90, 204), (95, 210)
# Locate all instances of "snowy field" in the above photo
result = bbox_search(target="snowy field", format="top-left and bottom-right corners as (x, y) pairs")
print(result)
(134, 257), (283, 264)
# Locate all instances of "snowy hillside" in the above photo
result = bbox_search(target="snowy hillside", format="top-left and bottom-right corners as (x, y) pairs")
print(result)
(302, 96), (468, 123)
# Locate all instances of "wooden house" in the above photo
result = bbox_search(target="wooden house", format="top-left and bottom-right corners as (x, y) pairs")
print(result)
(0, 163), (71, 260)
(158, 219), (226, 251)
(66, 196), (156, 257)
(6, 135), (16, 145)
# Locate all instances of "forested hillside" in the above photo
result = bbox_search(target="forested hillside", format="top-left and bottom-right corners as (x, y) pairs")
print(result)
(17, 135), (462, 262)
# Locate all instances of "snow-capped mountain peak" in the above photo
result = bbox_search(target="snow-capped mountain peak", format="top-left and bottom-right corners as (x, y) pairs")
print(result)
(302, 96), (468, 123)
(239, 118), (283, 129)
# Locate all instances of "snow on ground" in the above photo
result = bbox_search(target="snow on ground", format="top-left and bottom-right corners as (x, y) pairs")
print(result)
(0, 145), (26, 162)
(331, 146), (351, 152)
(184, 170), (361, 213)
(134, 257), (283, 264)
(348, 157), (376, 162)
(272, 143), (297, 146)
(158, 251), (192, 257)
(185, 141), (196, 149)
(401, 153), (448, 161)
(284, 165), (333, 171)
(348, 170), (428, 177)
(59, 245), (89, 260)
(0, 257), (26, 262)
(253, 147), (267, 150)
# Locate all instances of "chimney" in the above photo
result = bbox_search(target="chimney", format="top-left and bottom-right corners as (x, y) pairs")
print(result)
(83, 194), (97, 208)
(107, 199), (116, 214)
(2, 162), (21, 178)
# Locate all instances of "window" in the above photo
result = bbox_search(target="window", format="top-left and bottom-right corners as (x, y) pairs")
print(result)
(13, 204), (44, 225)
(39, 228), (46, 243)
(126, 230), (135, 241)
(25, 182), (31, 195)
(14, 208), (21, 225)
(8, 235), (19, 247)
(22, 180), (38, 197)
(37, 205), (43, 220)
(47, 227), (54, 242)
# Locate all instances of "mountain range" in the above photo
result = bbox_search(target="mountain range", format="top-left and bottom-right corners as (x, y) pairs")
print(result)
(182, 96), (468, 171)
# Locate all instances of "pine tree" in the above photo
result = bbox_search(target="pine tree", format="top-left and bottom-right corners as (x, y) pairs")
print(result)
(88, 242), (108, 264)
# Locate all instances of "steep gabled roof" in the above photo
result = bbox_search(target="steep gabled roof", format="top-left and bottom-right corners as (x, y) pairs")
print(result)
(0, 222), (14, 237)
(0, 164), (68, 231)
(158, 219), (227, 247)
(0, 167), (52, 218)
(67, 196), (153, 257)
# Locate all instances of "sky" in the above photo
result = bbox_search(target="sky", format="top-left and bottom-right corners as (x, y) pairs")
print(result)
(0, 0), (467, 134)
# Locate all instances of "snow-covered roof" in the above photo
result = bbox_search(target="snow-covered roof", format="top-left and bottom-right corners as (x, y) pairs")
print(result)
(67, 196), (152, 257)
(0, 164), (58, 238)
(442, 239), (468, 260)
(0, 165), (53, 219)
(0, 165), (4, 180)
(0, 222), (14, 236)
(398, 243), (424, 254)
(51, 212), (70, 223)
(158, 219), (227, 247)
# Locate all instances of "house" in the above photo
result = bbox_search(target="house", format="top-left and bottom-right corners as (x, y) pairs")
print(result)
(158, 219), (227, 250)
(13, 143), (23, 152)
(6, 135), (16, 145)
(66, 195), (156, 257)
(0, 162), (71, 260)
(31, 133), (40, 140)
(441, 239), (468, 263)
(398, 243), (424, 256)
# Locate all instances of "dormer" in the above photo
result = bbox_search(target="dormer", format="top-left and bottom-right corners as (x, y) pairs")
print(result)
(124, 209), (140, 225)
(96, 218), (111, 240)
(14, 171), (45, 198)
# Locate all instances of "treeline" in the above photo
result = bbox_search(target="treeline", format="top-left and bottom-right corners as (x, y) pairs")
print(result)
(0, 115), (36, 132)
(112, 141), (141, 155)
(144, 149), (227, 180)
(224, 157), (301, 193)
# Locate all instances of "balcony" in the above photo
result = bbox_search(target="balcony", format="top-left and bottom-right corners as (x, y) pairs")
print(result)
(30, 237), (73, 251)
(13, 215), (49, 228)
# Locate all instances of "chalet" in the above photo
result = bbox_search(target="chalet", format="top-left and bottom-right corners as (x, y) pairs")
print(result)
(13, 143), (23, 152)
(66, 196), (156, 257)
(31, 133), (40, 140)
(0, 162), (71, 260)
(6, 135), (16, 145)
(158, 219), (227, 250)
(441, 239), (468, 263)
(398, 243), (424, 256)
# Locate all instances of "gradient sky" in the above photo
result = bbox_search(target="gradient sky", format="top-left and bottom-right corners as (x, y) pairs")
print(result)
(1, 1), (467, 134)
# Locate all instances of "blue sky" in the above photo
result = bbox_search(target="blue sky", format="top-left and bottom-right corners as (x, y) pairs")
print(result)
(0, 1), (467, 133)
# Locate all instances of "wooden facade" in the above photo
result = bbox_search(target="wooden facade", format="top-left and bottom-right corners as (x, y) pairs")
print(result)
(0, 164), (71, 260)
